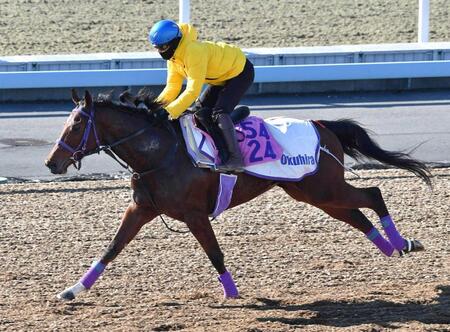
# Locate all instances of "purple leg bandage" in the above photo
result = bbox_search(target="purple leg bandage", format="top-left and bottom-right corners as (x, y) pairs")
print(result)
(218, 270), (239, 298)
(366, 227), (395, 257)
(380, 215), (405, 251)
(80, 261), (106, 289)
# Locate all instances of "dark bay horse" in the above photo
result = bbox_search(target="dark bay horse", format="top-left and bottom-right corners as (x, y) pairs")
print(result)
(45, 90), (431, 301)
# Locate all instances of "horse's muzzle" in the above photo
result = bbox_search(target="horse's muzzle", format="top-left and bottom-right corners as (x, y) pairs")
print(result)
(45, 159), (58, 174)
(45, 159), (68, 174)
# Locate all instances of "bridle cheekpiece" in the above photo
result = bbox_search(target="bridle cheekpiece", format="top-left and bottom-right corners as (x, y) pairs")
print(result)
(57, 103), (101, 169)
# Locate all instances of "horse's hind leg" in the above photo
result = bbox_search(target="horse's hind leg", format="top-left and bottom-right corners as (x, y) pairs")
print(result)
(319, 181), (424, 255)
(319, 207), (397, 256)
(281, 180), (422, 256)
(184, 211), (239, 298)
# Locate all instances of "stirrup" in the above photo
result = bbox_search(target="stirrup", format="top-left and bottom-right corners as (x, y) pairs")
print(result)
(398, 239), (425, 256)
(216, 160), (245, 173)
(216, 165), (245, 173)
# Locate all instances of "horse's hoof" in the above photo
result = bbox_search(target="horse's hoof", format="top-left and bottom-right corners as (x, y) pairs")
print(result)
(222, 293), (241, 300)
(57, 290), (75, 301)
(224, 294), (240, 299)
(399, 239), (425, 256)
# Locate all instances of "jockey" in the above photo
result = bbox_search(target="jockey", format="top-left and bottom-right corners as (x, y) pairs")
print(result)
(148, 19), (255, 172)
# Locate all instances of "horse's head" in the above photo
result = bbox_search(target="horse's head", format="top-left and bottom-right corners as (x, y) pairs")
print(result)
(45, 88), (174, 175)
(45, 89), (100, 174)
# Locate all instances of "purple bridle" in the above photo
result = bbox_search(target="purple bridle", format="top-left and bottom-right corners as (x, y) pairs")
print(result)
(55, 101), (178, 181)
(57, 104), (101, 168)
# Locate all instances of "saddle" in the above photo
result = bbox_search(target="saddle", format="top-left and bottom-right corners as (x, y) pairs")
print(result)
(192, 106), (251, 163)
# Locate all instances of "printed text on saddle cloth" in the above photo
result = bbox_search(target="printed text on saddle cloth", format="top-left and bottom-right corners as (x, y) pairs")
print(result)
(236, 116), (283, 166)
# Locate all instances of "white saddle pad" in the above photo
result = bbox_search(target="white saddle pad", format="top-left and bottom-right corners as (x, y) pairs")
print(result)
(244, 117), (320, 180)
(179, 115), (320, 181)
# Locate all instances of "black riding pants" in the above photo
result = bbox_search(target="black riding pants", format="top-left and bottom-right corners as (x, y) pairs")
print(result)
(194, 59), (254, 116)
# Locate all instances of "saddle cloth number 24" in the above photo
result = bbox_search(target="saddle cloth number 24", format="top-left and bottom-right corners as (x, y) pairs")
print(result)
(236, 118), (282, 166)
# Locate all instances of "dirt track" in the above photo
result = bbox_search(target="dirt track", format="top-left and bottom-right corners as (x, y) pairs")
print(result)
(1, 1), (450, 330)
(0, 168), (449, 331)
(1, 0), (450, 56)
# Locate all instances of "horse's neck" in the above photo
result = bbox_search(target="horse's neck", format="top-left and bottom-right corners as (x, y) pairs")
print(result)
(96, 106), (175, 172)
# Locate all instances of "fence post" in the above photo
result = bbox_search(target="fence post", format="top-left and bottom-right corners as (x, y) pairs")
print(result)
(179, 0), (190, 23)
(418, 0), (429, 43)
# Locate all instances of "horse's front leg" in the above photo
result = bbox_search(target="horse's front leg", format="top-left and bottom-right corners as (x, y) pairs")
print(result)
(57, 202), (157, 301)
(184, 212), (239, 299)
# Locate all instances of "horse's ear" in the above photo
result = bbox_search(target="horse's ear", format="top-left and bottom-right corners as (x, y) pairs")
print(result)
(84, 90), (93, 108)
(71, 89), (80, 105)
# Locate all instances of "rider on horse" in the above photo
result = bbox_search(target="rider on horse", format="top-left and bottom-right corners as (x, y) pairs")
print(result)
(148, 19), (255, 172)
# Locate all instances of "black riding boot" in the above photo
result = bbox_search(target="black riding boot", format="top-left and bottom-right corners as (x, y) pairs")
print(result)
(194, 107), (229, 163)
(215, 113), (244, 173)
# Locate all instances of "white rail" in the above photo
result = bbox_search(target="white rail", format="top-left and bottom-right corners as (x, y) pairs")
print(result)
(179, 0), (190, 23)
(418, 0), (430, 43)
(1, 61), (450, 89)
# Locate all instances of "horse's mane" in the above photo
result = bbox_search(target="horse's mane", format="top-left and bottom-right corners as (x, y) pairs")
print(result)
(94, 89), (163, 116)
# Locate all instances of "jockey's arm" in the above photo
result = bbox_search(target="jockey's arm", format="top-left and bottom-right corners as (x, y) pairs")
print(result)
(165, 46), (207, 119)
(157, 62), (183, 105)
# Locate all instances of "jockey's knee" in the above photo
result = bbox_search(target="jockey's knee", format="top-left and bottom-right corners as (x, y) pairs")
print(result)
(212, 106), (250, 124)
(194, 106), (213, 123)
(190, 100), (202, 112)
(194, 108), (216, 133)
(212, 107), (230, 121)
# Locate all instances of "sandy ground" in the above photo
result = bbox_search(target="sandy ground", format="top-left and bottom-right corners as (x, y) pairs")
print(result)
(1, 2), (449, 330)
(1, 0), (449, 56)
(0, 168), (449, 331)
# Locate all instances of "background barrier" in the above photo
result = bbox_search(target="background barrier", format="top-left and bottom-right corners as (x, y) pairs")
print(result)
(1, 42), (450, 101)
(2, 61), (450, 90)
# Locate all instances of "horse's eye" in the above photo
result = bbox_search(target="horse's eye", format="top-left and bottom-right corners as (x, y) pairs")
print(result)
(71, 116), (82, 132)
(72, 123), (82, 133)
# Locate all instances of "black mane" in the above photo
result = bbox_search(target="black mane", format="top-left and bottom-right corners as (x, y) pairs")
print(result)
(94, 89), (164, 116)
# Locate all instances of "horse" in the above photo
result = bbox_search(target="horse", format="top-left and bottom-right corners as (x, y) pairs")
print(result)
(45, 89), (432, 301)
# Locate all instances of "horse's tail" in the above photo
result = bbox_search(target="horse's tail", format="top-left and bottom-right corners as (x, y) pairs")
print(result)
(317, 119), (432, 186)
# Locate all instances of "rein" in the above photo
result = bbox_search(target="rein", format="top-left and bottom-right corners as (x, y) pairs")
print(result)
(58, 103), (188, 234)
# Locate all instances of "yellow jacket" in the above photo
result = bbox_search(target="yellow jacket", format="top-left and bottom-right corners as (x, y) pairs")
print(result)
(157, 24), (247, 119)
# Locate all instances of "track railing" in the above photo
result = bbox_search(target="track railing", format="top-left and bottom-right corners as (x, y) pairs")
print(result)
(1, 60), (450, 89)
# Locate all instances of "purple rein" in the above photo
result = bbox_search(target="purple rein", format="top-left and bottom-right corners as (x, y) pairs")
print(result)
(57, 105), (101, 163)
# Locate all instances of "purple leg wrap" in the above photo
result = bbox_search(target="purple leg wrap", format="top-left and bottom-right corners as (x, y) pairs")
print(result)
(366, 227), (395, 257)
(80, 261), (106, 289)
(218, 271), (239, 298)
(380, 215), (405, 250)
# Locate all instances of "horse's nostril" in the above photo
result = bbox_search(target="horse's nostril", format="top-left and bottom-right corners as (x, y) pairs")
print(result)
(45, 160), (57, 170)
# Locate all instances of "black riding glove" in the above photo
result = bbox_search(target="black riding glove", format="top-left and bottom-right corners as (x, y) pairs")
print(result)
(150, 108), (169, 125)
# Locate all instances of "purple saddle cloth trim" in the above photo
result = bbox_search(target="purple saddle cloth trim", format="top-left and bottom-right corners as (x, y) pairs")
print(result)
(210, 173), (237, 218)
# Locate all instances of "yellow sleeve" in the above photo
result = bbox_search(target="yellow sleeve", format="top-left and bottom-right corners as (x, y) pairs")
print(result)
(156, 61), (184, 105)
(165, 45), (207, 119)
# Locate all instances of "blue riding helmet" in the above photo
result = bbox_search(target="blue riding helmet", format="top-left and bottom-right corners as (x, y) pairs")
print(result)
(149, 20), (182, 47)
